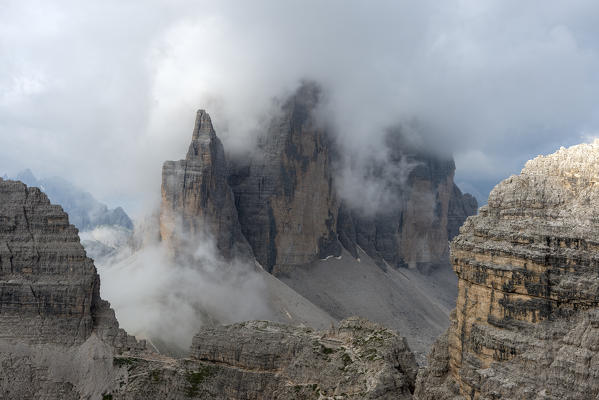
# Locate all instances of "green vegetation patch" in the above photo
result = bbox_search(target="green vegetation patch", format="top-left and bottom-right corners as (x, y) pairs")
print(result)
(185, 365), (217, 397)
(150, 369), (161, 383)
(113, 357), (137, 368)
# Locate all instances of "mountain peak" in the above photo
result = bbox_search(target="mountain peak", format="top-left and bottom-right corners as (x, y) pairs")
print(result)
(187, 109), (217, 159)
(193, 109), (215, 138)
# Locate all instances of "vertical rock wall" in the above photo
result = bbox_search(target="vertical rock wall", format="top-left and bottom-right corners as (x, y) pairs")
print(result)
(228, 82), (341, 272)
(415, 140), (599, 399)
(338, 144), (477, 272)
(160, 110), (253, 262)
(0, 179), (99, 344)
(0, 178), (143, 399)
(161, 83), (476, 274)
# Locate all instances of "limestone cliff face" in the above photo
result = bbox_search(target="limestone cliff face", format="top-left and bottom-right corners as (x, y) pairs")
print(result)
(160, 110), (253, 261)
(338, 139), (476, 272)
(415, 140), (599, 399)
(0, 179), (97, 344)
(161, 83), (476, 273)
(0, 178), (143, 399)
(229, 82), (341, 272)
(0, 178), (138, 348)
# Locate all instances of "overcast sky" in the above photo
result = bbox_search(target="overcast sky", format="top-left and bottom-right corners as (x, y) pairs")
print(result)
(2, 0), (599, 215)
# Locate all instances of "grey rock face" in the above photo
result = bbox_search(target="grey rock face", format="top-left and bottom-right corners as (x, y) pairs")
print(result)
(15, 169), (133, 231)
(161, 83), (476, 274)
(0, 177), (143, 399)
(415, 140), (599, 399)
(0, 178), (97, 344)
(113, 317), (417, 400)
(338, 136), (475, 273)
(160, 110), (253, 261)
(229, 82), (341, 272)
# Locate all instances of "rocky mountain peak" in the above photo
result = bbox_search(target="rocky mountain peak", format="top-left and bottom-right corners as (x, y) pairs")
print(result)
(522, 139), (599, 183)
(229, 82), (341, 272)
(161, 110), (253, 262)
(284, 80), (321, 120)
(187, 109), (217, 159)
(165, 82), (477, 273)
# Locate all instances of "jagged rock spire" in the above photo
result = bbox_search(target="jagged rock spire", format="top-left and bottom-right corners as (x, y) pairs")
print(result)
(161, 110), (253, 262)
(186, 109), (217, 159)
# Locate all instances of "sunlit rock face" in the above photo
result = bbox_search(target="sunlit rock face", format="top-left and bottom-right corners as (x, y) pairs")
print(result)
(160, 109), (253, 262)
(415, 140), (599, 400)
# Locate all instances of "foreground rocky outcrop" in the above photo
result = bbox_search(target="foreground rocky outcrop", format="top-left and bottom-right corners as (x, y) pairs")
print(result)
(115, 317), (417, 399)
(415, 140), (599, 399)
(0, 177), (419, 399)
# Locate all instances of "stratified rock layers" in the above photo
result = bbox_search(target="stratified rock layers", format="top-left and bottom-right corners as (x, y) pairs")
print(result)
(0, 179), (98, 344)
(161, 110), (252, 261)
(0, 178), (142, 398)
(415, 141), (599, 400)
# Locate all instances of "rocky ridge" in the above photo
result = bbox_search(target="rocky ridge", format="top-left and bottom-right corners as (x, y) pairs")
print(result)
(117, 317), (417, 399)
(415, 140), (599, 399)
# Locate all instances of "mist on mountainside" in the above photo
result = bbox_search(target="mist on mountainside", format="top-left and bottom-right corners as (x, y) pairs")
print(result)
(94, 217), (272, 354)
